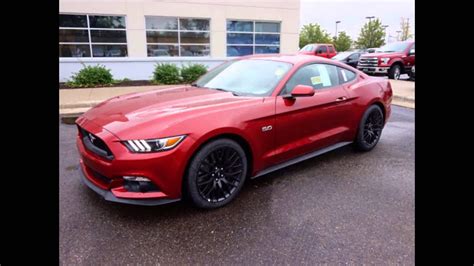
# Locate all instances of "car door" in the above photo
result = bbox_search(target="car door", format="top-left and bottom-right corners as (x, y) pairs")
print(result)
(272, 63), (353, 164)
(316, 45), (329, 58)
(328, 45), (336, 58)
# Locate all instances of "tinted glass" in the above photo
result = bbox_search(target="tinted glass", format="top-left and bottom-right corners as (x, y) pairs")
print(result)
(146, 17), (178, 30)
(227, 20), (253, 32)
(59, 14), (87, 27)
(89, 16), (126, 29)
(255, 46), (279, 54)
(180, 32), (210, 43)
(300, 44), (315, 52)
(255, 22), (280, 32)
(348, 53), (360, 60)
(92, 45), (127, 57)
(255, 34), (280, 45)
(284, 64), (340, 93)
(317, 46), (327, 53)
(179, 18), (210, 31)
(59, 44), (91, 57)
(328, 46), (335, 53)
(59, 29), (89, 42)
(227, 33), (253, 44)
(227, 46), (253, 56)
(196, 59), (292, 96)
(332, 52), (351, 60)
(90, 30), (127, 43)
(147, 45), (179, 56)
(146, 31), (178, 43)
(180, 45), (210, 56)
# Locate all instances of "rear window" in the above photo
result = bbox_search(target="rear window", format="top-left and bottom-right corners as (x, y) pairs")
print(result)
(339, 67), (357, 83)
(328, 46), (335, 53)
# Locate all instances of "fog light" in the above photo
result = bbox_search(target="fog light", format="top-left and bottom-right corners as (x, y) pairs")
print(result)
(123, 176), (151, 182)
(122, 176), (158, 193)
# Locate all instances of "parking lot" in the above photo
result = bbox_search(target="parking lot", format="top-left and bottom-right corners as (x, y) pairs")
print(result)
(60, 105), (414, 264)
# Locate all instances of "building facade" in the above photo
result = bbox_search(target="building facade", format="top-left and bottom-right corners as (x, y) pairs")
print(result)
(59, 0), (300, 81)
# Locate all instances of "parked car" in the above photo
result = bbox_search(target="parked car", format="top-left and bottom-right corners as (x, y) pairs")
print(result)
(298, 43), (337, 58)
(76, 54), (392, 209)
(331, 51), (362, 68)
(357, 41), (415, 80)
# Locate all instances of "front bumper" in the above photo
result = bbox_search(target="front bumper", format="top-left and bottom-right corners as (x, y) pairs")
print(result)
(357, 66), (389, 74)
(79, 167), (180, 206)
(76, 117), (192, 205)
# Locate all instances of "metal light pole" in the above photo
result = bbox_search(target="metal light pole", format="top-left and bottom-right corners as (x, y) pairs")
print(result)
(382, 25), (389, 44)
(396, 30), (401, 41)
(335, 20), (341, 39)
(365, 16), (375, 48)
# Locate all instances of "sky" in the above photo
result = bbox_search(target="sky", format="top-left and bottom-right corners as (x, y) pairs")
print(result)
(300, 0), (415, 42)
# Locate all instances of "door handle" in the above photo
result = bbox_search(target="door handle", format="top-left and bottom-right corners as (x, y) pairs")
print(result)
(335, 96), (347, 102)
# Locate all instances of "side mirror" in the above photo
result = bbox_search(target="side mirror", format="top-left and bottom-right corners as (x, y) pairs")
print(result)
(285, 85), (315, 98)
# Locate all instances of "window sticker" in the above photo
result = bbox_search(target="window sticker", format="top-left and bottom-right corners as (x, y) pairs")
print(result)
(341, 69), (347, 82)
(316, 65), (332, 86)
(311, 76), (322, 85)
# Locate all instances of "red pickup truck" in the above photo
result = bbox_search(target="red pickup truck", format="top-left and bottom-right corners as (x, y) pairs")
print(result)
(357, 41), (415, 80)
(298, 43), (337, 58)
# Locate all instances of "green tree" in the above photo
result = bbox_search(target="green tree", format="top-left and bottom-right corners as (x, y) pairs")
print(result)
(299, 23), (332, 48)
(333, 31), (352, 51)
(355, 18), (386, 49)
(399, 17), (413, 41)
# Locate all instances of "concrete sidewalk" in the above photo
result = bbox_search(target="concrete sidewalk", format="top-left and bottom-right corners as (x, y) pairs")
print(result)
(59, 80), (414, 117)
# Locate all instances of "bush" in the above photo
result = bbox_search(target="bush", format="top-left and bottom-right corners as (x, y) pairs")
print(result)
(153, 63), (181, 84)
(181, 64), (208, 83)
(67, 64), (114, 87)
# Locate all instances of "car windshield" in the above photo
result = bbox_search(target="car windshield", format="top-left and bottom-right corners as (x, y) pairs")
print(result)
(300, 44), (315, 52)
(377, 42), (410, 53)
(195, 59), (293, 96)
(332, 52), (352, 60)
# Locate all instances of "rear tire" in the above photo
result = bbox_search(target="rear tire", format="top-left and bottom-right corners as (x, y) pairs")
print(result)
(354, 105), (384, 151)
(388, 64), (401, 80)
(184, 139), (248, 209)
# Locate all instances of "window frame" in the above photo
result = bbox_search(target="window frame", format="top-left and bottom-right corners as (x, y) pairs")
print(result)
(59, 13), (128, 58)
(145, 16), (211, 57)
(316, 45), (328, 54)
(226, 19), (281, 57)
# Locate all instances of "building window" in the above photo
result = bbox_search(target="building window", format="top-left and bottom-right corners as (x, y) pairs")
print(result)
(59, 14), (128, 57)
(146, 16), (210, 57)
(226, 20), (280, 57)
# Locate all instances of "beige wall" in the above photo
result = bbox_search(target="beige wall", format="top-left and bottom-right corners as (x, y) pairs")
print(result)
(60, 0), (300, 57)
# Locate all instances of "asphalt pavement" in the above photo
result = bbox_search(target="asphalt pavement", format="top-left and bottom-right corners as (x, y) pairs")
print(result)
(60, 105), (414, 265)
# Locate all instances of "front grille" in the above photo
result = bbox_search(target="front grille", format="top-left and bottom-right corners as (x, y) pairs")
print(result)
(358, 57), (378, 67)
(78, 126), (114, 160)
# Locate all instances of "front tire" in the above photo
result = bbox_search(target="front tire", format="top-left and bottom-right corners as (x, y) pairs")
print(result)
(388, 64), (401, 80)
(355, 105), (384, 151)
(184, 139), (248, 209)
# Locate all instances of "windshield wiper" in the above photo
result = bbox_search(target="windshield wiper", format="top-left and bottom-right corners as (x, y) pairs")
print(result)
(210, 87), (242, 96)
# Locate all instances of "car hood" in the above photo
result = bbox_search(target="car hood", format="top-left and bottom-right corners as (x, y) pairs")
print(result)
(360, 52), (404, 58)
(79, 86), (262, 139)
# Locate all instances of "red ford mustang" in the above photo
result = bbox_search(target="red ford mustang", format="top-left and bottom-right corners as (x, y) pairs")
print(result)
(76, 54), (392, 208)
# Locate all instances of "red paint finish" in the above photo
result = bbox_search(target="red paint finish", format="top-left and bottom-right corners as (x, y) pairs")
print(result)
(76, 54), (392, 204)
(298, 44), (337, 58)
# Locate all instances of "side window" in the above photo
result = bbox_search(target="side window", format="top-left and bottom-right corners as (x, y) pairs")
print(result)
(316, 46), (327, 54)
(348, 53), (360, 60)
(283, 64), (340, 94)
(339, 67), (357, 83)
(328, 46), (335, 53)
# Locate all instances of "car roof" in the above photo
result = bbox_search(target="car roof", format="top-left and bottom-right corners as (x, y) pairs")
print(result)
(238, 53), (341, 65)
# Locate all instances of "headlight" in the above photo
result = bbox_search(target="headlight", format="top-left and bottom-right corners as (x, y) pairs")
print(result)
(380, 58), (390, 64)
(123, 135), (186, 153)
